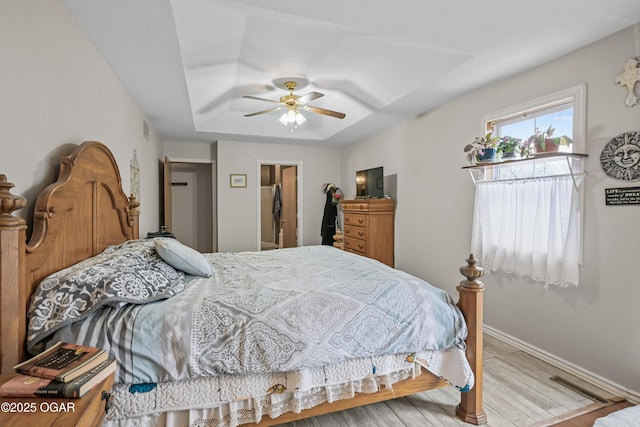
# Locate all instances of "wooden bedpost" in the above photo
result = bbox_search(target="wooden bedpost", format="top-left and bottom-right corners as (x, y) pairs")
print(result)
(456, 254), (487, 425)
(127, 194), (140, 240)
(0, 175), (27, 374)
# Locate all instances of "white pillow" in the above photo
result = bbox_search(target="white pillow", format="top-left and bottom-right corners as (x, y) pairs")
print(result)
(154, 238), (213, 277)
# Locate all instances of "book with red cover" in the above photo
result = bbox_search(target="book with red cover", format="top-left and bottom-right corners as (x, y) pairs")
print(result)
(1, 358), (116, 398)
(13, 341), (108, 383)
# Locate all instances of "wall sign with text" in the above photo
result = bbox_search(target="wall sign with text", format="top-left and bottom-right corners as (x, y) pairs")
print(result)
(605, 186), (640, 205)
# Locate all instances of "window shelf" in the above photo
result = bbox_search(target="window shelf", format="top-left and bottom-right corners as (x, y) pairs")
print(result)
(462, 152), (588, 191)
(461, 152), (587, 171)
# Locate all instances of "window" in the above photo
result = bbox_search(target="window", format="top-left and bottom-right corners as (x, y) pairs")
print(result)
(470, 85), (586, 288)
(485, 84), (586, 155)
(490, 101), (574, 153)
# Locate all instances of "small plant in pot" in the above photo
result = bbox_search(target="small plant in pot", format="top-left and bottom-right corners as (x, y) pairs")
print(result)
(527, 125), (573, 153)
(464, 132), (500, 163)
(497, 135), (523, 159)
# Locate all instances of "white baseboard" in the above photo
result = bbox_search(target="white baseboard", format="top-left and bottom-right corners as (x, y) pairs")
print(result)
(484, 325), (640, 404)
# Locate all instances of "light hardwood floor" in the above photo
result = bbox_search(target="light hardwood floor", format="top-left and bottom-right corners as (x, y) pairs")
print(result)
(279, 334), (617, 427)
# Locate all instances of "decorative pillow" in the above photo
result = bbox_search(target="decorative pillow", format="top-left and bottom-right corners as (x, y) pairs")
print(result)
(154, 238), (213, 277)
(27, 239), (185, 353)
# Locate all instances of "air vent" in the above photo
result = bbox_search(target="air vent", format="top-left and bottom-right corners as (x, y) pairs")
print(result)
(143, 120), (150, 140)
(550, 376), (610, 403)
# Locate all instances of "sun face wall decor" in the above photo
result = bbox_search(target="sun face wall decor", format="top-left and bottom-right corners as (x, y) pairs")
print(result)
(600, 131), (640, 181)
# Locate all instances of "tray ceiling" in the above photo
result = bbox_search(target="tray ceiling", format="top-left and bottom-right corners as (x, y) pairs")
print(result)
(62, 0), (640, 146)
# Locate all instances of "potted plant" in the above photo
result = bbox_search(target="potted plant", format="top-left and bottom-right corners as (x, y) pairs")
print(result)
(464, 132), (500, 163)
(497, 136), (523, 159)
(527, 125), (572, 153)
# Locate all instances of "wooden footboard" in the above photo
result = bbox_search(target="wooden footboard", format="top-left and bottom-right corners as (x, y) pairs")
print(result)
(0, 141), (486, 425)
(244, 370), (450, 426)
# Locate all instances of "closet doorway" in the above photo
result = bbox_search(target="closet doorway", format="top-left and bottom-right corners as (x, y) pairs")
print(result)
(258, 162), (302, 250)
(163, 158), (217, 253)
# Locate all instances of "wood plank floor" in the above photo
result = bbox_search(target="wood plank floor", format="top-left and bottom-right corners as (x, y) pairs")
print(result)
(277, 334), (620, 427)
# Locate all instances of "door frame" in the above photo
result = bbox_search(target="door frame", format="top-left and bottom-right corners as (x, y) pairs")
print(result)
(256, 160), (303, 250)
(164, 157), (217, 252)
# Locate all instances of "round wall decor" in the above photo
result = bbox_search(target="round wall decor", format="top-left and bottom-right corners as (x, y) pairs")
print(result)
(600, 131), (640, 181)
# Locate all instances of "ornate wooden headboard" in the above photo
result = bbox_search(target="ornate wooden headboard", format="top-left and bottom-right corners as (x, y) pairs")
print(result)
(0, 141), (139, 373)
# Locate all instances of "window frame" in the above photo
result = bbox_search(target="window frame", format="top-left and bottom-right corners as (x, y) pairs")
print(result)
(482, 84), (587, 154)
(470, 84), (587, 280)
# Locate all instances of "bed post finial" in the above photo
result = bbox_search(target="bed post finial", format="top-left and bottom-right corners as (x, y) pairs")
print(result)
(0, 174), (27, 226)
(459, 254), (485, 289)
(0, 174), (27, 374)
(127, 193), (140, 239)
(456, 253), (487, 424)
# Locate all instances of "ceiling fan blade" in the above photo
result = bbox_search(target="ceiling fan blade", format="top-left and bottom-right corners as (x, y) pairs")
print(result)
(243, 95), (280, 103)
(304, 105), (346, 119)
(296, 91), (324, 104)
(244, 106), (284, 117)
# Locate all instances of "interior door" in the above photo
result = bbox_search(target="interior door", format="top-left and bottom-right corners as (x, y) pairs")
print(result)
(163, 156), (172, 232)
(281, 166), (297, 248)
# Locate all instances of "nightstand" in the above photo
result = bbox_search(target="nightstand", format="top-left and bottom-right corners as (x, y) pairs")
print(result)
(0, 372), (114, 427)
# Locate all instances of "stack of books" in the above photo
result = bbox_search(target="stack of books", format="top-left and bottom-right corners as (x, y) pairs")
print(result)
(0, 342), (116, 398)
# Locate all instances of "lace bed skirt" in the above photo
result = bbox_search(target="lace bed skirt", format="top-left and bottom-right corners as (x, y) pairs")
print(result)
(105, 365), (418, 427)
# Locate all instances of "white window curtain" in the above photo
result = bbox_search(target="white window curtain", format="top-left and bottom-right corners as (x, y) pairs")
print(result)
(471, 175), (580, 287)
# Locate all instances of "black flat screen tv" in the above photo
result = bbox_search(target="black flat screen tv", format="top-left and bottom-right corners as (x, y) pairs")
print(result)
(356, 166), (384, 198)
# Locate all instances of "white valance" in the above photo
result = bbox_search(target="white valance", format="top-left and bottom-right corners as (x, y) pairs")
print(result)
(471, 175), (580, 287)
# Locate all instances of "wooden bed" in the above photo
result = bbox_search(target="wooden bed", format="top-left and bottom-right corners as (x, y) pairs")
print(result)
(0, 141), (487, 425)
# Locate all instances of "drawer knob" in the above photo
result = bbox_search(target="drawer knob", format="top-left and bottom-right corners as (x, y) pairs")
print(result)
(102, 391), (113, 413)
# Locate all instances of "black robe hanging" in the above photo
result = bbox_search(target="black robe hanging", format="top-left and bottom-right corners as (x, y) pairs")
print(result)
(321, 191), (337, 245)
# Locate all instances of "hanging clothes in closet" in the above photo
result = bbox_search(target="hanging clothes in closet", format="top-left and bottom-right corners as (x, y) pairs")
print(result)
(272, 183), (282, 221)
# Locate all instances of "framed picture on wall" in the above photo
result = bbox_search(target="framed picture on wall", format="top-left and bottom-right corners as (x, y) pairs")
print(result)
(230, 174), (247, 188)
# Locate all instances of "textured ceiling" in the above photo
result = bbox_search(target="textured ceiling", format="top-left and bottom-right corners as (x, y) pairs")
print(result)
(63, 0), (640, 146)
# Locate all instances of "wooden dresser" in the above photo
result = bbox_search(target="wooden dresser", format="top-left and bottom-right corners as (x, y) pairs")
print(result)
(340, 198), (395, 267)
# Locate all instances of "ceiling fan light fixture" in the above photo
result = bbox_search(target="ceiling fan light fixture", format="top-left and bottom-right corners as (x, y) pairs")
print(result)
(279, 108), (306, 130)
(244, 77), (344, 132)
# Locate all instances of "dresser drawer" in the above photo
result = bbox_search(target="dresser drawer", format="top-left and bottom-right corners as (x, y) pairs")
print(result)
(343, 224), (366, 240)
(342, 202), (369, 212)
(344, 237), (367, 255)
(343, 213), (366, 228)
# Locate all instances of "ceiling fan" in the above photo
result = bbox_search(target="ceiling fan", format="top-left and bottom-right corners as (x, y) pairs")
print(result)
(243, 81), (346, 128)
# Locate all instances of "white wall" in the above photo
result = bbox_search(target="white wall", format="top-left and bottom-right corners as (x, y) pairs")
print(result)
(1, 1), (162, 235)
(342, 24), (640, 395)
(217, 140), (341, 252)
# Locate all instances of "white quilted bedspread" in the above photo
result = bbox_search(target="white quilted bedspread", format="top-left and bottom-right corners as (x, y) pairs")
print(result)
(46, 245), (473, 424)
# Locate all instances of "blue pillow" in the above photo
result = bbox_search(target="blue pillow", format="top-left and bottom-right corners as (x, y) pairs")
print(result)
(154, 238), (213, 277)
